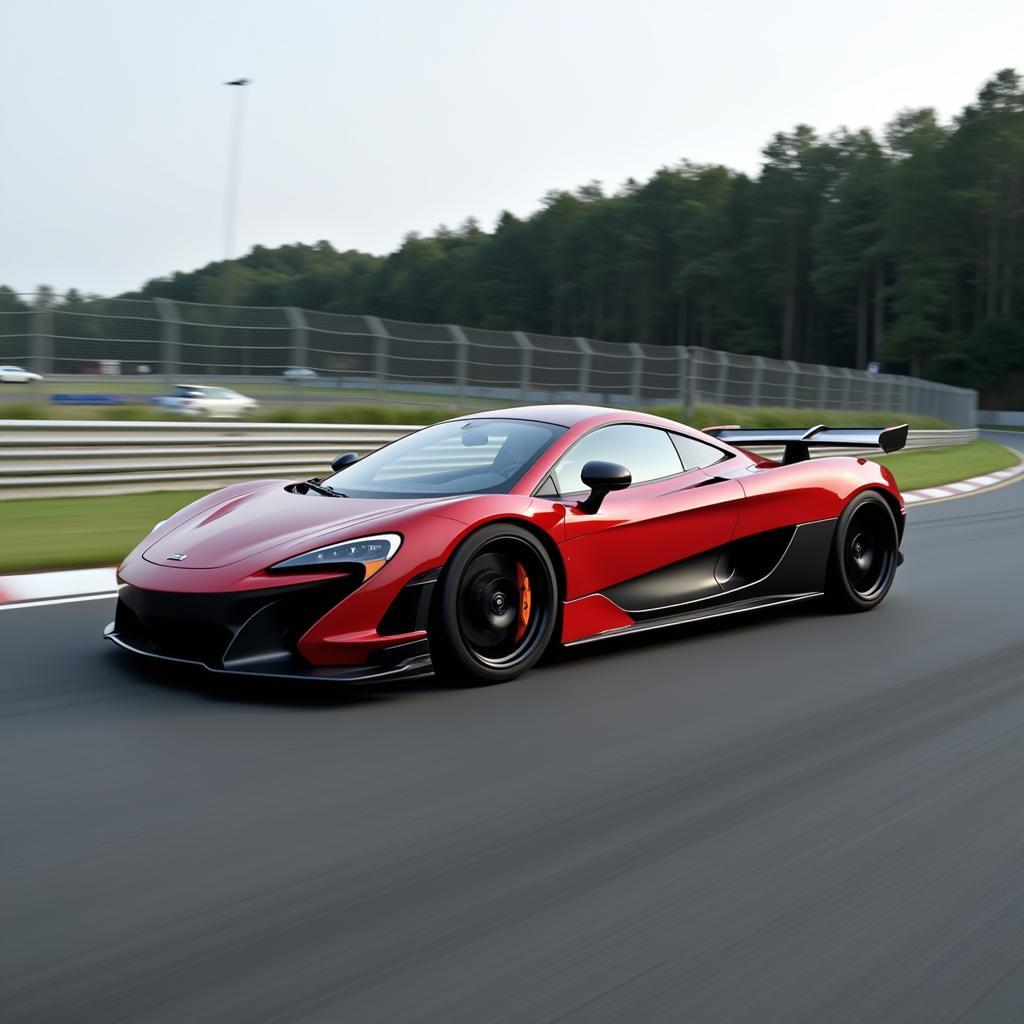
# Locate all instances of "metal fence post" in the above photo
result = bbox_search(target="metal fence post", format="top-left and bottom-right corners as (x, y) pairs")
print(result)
(283, 307), (309, 402)
(628, 343), (644, 406)
(153, 297), (180, 383)
(715, 350), (729, 405)
(816, 365), (829, 408)
(446, 324), (470, 409)
(677, 347), (693, 419)
(785, 361), (800, 407)
(512, 331), (532, 402)
(687, 347), (703, 408)
(365, 316), (390, 398)
(284, 307), (308, 370)
(750, 356), (766, 407)
(30, 291), (53, 377)
(575, 337), (593, 401)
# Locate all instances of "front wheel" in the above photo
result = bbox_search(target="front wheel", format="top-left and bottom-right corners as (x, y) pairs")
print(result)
(431, 524), (559, 685)
(825, 491), (900, 612)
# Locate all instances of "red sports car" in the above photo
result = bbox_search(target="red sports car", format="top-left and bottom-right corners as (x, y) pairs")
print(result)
(106, 405), (908, 685)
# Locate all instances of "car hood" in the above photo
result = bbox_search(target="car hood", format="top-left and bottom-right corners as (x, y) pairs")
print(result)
(142, 484), (454, 569)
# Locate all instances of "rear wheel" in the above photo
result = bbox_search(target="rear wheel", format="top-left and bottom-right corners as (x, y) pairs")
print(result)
(825, 491), (899, 611)
(431, 524), (558, 685)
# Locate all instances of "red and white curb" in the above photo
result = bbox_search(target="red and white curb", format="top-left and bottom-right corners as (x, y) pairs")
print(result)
(0, 567), (117, 610)
(902, 460), (1024, 505)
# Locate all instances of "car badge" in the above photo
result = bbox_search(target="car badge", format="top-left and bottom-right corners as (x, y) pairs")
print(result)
(166, 553), (188, 561)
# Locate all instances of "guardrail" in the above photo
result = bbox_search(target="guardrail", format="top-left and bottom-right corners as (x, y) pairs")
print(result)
(979, 410), (1024, 427)
(0, 420), (979, 500)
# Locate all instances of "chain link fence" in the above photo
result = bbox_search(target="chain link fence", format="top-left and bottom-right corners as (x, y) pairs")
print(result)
(1, 296), (978, 425)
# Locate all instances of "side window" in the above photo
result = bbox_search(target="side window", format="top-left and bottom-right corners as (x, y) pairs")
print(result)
(550, 424), (683, 495)
(670, 433), (730, 471)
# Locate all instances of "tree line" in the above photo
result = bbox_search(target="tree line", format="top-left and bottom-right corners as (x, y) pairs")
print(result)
(4, 69), (1023, 405)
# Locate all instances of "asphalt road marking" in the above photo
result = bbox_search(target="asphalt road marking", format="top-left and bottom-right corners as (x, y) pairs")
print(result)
(0, 592), (117, 612)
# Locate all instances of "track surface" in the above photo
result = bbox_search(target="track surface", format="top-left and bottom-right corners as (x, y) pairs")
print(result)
(2, 442), (1022, 1023)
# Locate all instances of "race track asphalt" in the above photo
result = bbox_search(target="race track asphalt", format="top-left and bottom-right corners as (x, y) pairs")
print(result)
(2, 436), (1022, 1023)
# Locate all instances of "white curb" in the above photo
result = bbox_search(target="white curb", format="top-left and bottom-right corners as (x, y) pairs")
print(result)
(0, 567), (118, 608)
(901, 458), (1024, 506)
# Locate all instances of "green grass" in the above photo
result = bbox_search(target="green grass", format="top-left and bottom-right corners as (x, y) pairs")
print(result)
(873, 439), (1020, 491)
(0, 491), (211, 573)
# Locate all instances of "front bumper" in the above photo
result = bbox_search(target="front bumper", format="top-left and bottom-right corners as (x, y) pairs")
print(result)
(104, 624), (431, 683)
(105, 579), (432, 684)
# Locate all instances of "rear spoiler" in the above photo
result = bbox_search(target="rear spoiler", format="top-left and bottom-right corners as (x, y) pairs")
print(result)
(702, 423), (909, 464)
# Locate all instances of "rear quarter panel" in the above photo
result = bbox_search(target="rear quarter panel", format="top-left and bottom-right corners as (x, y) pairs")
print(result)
(728, 456), (903, 541)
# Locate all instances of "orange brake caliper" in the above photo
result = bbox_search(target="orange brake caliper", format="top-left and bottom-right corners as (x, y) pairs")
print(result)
(515, 563), (531, 641)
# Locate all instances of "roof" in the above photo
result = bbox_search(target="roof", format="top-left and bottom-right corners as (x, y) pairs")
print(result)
(464, 404), (634, 428)
(462, 403), (703, 436)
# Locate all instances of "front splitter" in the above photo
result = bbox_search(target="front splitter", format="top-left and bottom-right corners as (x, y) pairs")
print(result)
(104, 624), (434, 685)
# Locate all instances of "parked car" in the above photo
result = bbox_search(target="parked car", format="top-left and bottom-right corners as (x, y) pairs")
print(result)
(0, 365), (44, 383)
(282, 367), (318, 381)
(153, 384), (258, 419)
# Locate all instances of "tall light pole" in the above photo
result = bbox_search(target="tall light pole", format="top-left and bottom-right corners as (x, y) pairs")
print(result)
(223, 78), (251, 261)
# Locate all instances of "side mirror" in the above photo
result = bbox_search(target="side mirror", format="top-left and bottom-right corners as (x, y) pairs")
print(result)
(577, 460), (631, 514)
(331, 452), (359, 472)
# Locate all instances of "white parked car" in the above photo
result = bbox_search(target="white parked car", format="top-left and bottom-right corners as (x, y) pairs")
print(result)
(154, 384), (259, 419)
(0, 365), (44, 383)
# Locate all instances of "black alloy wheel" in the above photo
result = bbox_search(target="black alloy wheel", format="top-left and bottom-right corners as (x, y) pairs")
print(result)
(826, 491), (900, 611)
(432, 524), (558, 685)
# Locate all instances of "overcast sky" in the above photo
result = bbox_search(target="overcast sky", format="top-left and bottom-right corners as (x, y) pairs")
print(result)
(3, 0), (1022, 296)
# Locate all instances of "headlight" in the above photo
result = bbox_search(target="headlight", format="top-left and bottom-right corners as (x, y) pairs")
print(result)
(267, 533), (402, 579)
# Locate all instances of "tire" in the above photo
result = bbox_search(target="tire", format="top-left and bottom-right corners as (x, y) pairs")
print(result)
(430, 523), (559, 685)
(825, 490), (900, 612)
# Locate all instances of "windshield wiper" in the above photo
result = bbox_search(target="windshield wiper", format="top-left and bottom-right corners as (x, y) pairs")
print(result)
(303, 479), (343, 497)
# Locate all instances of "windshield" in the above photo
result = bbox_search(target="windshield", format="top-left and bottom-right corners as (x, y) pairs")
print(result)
(320, 418), (565, 498)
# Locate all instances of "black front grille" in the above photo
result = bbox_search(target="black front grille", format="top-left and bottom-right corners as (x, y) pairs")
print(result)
(115, 577), (360, 668)
(115, 600), (234, 663)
